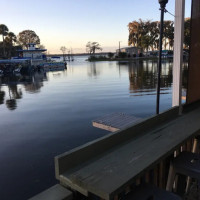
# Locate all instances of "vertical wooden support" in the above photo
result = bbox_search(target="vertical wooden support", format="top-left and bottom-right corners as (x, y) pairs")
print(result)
(174, 148), (180, 157)
(154, 166), (158, 186)
(159, 161), (166, 189)
(135, 178), (141, 186)
(166, 163), (176, 191)
(181, 144), (186, 151)
(186, 0), (200, 103)
(114, 195), (119, 200)
(145, 171), (150, 183)
(172, 0), (185, 115)
(186, 140), (191, 151)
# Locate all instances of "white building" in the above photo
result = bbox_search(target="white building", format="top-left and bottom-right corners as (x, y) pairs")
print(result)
(116, 47), (141, 57)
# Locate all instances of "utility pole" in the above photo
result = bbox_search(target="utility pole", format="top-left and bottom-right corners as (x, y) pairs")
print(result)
(119, 41), (121, 53)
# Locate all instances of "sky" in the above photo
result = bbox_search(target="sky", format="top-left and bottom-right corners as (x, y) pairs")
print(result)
(1, 0), (192, 54)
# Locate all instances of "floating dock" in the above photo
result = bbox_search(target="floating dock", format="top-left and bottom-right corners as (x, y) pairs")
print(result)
(92, 113), (141, 132)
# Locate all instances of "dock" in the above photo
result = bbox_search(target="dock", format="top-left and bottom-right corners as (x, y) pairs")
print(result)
(92, 113), (141, 132)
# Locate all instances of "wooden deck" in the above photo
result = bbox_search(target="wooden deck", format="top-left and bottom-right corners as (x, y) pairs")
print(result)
(55, 103), (200, 200)
(92, 113), (141, 132)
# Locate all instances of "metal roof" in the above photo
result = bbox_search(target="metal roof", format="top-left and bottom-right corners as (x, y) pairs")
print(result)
(17, 49), (47, 52)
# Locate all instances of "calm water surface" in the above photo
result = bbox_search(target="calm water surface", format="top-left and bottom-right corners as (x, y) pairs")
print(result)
(0, 56), (186, 199)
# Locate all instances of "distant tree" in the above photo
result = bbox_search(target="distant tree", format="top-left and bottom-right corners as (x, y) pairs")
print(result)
(163, 21), (174, 50)
(149, 21), (160, 50)
(17, 30), (40, 49)
(164, 21), (174, 50)
(86, 42), (102, 55)
(6, 32), (17, 45)
(60, 46), (67, 61)
(118, 52), (127, 58)
(128, 19), (154, 51)
(108, 52), (114, 59)
(128, 18), (191, 51)
(37, 44), (45, 49)
(128, 20), (140, 47)
(0, 24), (9, 57)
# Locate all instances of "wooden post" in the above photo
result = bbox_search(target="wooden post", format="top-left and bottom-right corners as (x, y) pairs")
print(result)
(145, 171), (150, 183)
(159, 161), (165, 189)
(153, 166), (158, 186)
(172, 0), (185, 115)
(186, 0), (200, 103)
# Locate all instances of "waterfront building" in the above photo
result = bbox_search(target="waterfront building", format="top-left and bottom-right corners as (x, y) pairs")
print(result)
(116, 46), (140, 57)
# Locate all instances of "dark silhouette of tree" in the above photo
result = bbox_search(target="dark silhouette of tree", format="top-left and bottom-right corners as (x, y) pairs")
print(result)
(5, 32), (17, 58)
(86, 42), (102, 55)
(17, 30), (40, 49)
(108, 52), (114, 58)
(0, 24), (9, 57)
(60, 46), (67, 61)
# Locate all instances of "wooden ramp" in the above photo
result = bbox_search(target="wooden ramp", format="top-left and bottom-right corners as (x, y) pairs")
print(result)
(92, 113), (141, 132)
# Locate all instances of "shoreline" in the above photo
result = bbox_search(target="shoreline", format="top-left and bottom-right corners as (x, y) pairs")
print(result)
(86, 56), (173, 62)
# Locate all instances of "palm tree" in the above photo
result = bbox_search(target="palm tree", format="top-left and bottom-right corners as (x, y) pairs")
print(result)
(0, 24), (9, 57)
(6, 32), (16, 45)
(5, 32), (16, 57)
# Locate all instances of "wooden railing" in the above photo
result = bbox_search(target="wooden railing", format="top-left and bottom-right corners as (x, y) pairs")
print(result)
(55, 101), (200, 200)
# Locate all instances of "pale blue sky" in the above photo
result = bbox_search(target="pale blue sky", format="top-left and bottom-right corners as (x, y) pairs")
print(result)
(1, 0), (191, 53)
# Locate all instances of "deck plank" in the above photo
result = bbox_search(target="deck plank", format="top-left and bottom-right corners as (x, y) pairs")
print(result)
(92, 113), (141, 132)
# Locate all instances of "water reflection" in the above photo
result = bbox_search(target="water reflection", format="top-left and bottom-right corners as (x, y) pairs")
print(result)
(117, 59), (188, 96)
(0, 72), (47, 110)
(87, 62), (101, 77)
(0, 91), (5, 105)
(23, 73), (47, 93)
(6, 84), (23, 110)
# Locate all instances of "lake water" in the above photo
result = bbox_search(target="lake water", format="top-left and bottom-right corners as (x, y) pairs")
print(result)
(0, 56), (187, 200)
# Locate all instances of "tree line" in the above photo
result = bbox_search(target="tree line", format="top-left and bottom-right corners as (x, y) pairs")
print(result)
(0, 24), (42, 58)
(128, 18), (190, 51)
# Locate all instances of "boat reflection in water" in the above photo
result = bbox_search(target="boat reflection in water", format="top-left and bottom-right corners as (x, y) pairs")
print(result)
(0, 72), (48, 110)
